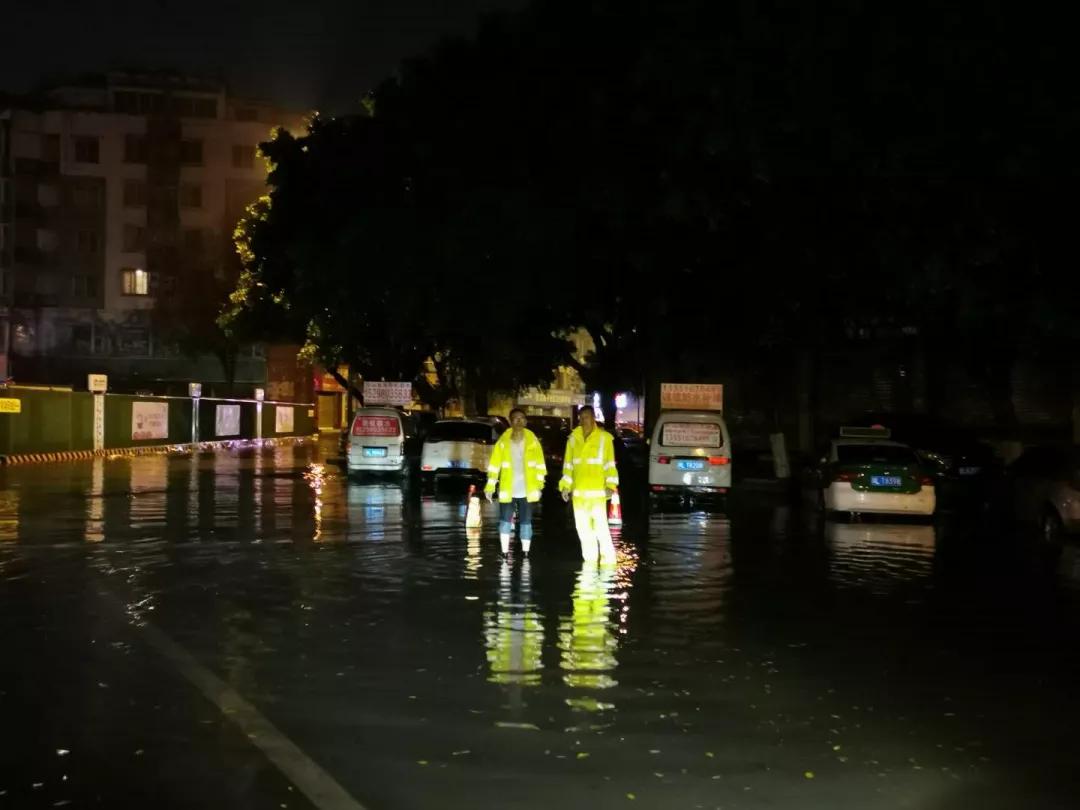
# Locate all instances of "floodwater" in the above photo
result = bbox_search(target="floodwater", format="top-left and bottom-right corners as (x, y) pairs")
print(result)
(2, 440), (1080, 809)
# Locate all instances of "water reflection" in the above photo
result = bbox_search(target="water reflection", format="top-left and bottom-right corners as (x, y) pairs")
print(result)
(85, 458), (104, 543)
(559, 563), (621, 691)
(0, 486), (18, 542)
(484, 560), (543, 688)
(825, 520), (937, 594)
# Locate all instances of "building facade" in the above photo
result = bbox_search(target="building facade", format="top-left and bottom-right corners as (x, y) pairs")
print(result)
(0, 71), (305, 392)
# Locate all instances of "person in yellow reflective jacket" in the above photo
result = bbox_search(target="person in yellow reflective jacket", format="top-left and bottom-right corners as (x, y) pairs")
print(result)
(559, 406), (619, 562)
(485, 408), (546, 556)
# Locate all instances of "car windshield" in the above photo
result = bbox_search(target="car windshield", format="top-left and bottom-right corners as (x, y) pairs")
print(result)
(427, 422), (493, 443)
(836, 444), (919, 465)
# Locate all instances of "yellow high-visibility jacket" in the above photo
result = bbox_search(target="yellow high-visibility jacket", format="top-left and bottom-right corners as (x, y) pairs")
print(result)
(484, 428), (546, 503)
(559, 425), (619, 504)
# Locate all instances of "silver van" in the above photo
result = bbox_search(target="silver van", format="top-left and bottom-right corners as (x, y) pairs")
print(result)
(345, 407), (418, 477)
(648, 410), (732, 495)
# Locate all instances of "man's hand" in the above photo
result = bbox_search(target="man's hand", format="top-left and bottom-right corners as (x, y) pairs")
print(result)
(561, 490), (570, 503)
(485, 490), (493, 503)
(606, 488), (615, 499)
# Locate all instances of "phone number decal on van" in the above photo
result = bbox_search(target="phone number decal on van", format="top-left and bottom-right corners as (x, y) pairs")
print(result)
(353, 416), (400, 436)
(662, 422), (721, 448)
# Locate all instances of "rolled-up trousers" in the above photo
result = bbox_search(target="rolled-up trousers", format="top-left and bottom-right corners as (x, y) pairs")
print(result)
(572, 499), (616, 562)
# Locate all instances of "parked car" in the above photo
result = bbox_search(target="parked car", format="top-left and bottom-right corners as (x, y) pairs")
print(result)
(1006, 445), (1080, 544)
(344, 408), (420, 478)
(527, 415), (572, 484)
(809, 427), (936, 517)
(472, 415), (509, 434)
(648, 410), (732, 497)
(852, 413), (1002, 507)
(420, 419), (501, 484)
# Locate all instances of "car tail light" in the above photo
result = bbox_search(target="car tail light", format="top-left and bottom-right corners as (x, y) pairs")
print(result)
(833, 471), (856, 482)
(658, 455), (671, 464)
(422, 464), (434, 471)
(708, 456), (730, 466)
(919, 474), (935, 486)
(651, 485), (666, 492)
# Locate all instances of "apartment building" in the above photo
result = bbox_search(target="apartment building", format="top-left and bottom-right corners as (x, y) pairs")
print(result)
(0, 71), (305, 390)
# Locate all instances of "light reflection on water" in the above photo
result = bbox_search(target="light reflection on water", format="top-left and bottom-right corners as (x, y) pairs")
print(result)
(825, 520), (937, 595)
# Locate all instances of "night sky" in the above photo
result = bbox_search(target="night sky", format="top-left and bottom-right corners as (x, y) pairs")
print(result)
(4, 0), (529, 113)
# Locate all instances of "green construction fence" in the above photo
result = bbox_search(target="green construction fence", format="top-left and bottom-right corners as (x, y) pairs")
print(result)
(0, 387), (316, 457)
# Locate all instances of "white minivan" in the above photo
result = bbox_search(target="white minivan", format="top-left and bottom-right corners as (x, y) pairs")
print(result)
(420, 419), (500, 484)
(345, 407), (418, 477)
(648, 410), (733, 495)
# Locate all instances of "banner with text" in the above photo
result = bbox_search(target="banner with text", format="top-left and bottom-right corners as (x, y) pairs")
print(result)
(363, 381), (413, 406)
(660, 383), (724, 412)
(132, 401), (169, 440)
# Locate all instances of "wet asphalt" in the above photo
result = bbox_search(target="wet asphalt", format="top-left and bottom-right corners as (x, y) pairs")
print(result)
(2, 439), (1080, 809)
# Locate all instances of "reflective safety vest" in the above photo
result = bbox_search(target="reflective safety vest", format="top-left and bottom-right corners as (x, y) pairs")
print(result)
(484, 428), (547, 503)
(559, 426), (619, 504)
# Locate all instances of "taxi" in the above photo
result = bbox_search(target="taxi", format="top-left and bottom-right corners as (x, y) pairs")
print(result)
(816, 427), (936, 517)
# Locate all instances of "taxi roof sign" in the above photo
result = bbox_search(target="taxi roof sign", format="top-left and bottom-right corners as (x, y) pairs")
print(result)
(839, 425), (891, 439)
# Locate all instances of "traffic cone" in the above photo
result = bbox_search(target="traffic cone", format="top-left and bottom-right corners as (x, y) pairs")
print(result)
(608, 488), (623, 526)
(465, 484), (483, 529)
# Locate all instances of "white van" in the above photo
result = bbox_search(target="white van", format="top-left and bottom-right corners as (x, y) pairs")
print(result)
(648, 410), (732, 495)
(345, 407), (418, 477)
(420, 419), (500, 484)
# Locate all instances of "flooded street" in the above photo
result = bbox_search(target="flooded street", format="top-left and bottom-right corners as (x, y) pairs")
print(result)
(3, 440), (1080, 809)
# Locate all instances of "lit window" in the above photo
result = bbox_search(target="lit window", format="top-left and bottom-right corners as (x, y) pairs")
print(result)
(121, 267), (149, 296)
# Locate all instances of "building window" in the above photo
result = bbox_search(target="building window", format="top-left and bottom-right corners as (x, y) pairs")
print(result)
(232, 144), (255, 169)
(159, 273), (177, 294)
(123, 224), (145, 252)
(71, 275), (97, 298)
(41, 134), (60, 162)
(179, 183), (202, 208)
(180, 139), (203, 166)
(124, 134), (148, 163)
(121, 267), (149, 296)
(182, 228), (204, 252)
(123, 179), (147, 208)
(235, 107), (258, 122)
(37, 228), (59, 253)
(73, 136), (100, 164)
(37, 183), (59, 207)
(71, 179), (103, 208)
(76, 230), (100, 255)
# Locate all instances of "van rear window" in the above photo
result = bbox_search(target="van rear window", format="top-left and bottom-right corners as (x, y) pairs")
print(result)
(353, 415), (400, 437)
(427, 422), (494, 443)
(661, 422), (721, 448)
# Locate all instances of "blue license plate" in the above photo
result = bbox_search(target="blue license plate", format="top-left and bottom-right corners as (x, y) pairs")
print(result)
(449, 460), (468, 469)
(959, 466), (980, 476)
(363, 447), (387, 458)
(676, 459), (706, 471)
(871, 475), (902, 487)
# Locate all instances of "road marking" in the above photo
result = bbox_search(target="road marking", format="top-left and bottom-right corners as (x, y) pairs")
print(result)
(103, 592), (368, 810)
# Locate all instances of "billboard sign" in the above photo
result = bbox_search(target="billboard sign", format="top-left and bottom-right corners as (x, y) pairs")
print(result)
(660, 383), (723, 411)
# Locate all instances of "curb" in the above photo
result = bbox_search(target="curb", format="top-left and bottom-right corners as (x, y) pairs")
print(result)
(0, 436), (316, 466)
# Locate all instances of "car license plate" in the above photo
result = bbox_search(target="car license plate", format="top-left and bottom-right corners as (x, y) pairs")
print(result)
(676, 459), (706, 471)
(871, 475), (902, 487)
(959, 466), (980, 476)
(449, 460), (468, 469)
(363, 447), (387, 458)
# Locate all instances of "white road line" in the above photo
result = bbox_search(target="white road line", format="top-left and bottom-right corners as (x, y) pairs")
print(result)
(102, 591), (369, 810)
